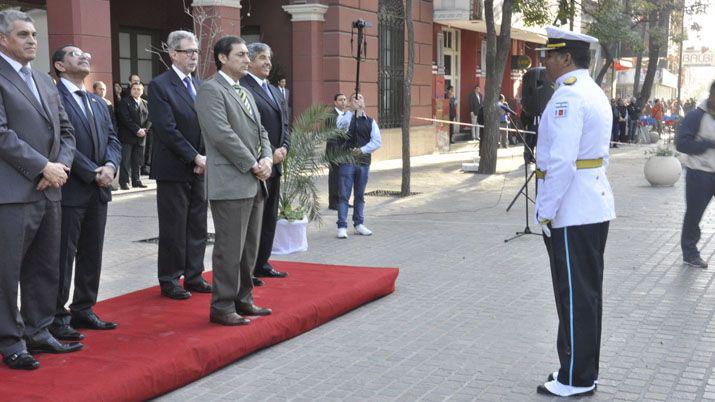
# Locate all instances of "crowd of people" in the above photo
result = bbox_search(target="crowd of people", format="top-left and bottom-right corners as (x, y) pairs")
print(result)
(609, 96), (695, 147)
(0, 9), (380, 371)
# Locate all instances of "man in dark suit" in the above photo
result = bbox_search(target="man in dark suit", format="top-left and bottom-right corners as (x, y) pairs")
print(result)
(328, 92), (347, 210)
(148, 30), (211, 300)
(117, 81), (151, 189)
(240, 42), (290, 282)
(51, 45), (122, 340)
(196, 36), (273, 326)
(277, 77), (290, 121)
(468, 85), (482, 140)
(0, 10), (81, 370)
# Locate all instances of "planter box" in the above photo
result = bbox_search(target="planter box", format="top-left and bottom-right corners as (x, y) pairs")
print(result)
(644, 155), (682, 186)
(272, 217), (308, 255)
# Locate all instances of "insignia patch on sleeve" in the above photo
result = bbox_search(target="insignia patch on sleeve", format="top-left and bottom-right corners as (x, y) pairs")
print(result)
(554, 102), (568, 118)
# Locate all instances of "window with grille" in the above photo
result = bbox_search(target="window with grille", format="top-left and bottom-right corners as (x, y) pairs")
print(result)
(118, 27), (159, 85)
(378, 0), (404, 129)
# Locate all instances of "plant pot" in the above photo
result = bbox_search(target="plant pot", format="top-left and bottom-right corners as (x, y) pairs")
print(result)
(272, 217), (308, 255)
(644, 155), (682, 186)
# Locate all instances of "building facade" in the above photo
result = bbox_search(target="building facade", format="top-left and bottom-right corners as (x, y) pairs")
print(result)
(4, 0), (556, 161)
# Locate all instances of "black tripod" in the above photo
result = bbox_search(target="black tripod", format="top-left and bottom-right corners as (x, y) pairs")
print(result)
(504, 113), (540, 242)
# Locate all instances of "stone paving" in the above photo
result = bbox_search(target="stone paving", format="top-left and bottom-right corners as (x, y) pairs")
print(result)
(96, 144), (714, 401)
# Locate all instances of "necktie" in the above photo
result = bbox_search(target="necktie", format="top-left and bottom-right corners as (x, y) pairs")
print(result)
(76, 90), (99, 159)
(232, 84), (254, 118)
(261, 81), (276, 106)
(183, 76), (196, 100)
(19, 66), (41, 104)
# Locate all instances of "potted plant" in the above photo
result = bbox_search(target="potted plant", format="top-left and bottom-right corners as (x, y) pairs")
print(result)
(644, 145), (682, 186)
(271, 104), (352, 254)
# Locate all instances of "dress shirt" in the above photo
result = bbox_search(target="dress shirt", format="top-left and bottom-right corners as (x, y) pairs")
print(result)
(336, 110), (382, 154)
(0, 50), (28, 76)
(60, 78), (89, 117)
(172, 64), (195, 95)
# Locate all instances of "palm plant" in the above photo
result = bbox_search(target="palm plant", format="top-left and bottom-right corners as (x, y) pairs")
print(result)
(279, 104), (352, 223)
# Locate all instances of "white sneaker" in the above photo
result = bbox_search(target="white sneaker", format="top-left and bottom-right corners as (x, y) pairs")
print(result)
(354, 224), (373, 236)
(337, 228), (348, 239)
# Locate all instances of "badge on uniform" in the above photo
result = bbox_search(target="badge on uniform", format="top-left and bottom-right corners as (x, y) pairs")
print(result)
(554, 102), (568, 118)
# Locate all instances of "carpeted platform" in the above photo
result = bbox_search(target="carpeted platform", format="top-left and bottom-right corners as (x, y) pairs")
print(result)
(0, 262), (399, 402)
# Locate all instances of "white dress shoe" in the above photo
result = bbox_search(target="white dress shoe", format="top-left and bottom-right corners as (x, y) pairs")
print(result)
(337, 228), (348, 239)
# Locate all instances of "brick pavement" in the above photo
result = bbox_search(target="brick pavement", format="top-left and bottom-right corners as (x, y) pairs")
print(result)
(97, 145), (713, 401)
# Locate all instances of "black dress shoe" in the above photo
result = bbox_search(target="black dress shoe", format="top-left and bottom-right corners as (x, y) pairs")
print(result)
(210, 312), (250, 326)
(162, 286), (192, 300)
(27, 337), (83, 354)
(328, 204), (338, 211)
(3, 352), (39, 370)
(185, 280), (212, 293)
(120, 184), (130, 190)
(237, 304), (272, 316)
(49, 324), (85, 341)
(252, 277), (264, 287)
(255, 268), (288, 278)
(132, 182), (148, 188)
(71, 311), (118, 330)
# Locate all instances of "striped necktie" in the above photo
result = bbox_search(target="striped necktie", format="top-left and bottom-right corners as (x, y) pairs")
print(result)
(232, 84), (253, 118)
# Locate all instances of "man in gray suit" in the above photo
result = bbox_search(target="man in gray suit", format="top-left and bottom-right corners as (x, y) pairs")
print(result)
(195, 36), (273, 326)
(0, 10), (81, 370)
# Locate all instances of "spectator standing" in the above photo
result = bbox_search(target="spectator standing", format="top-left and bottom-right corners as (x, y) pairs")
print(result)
(277, 77), (290, 121)
(0, 10), (80, 370)
(240, 42), (291, 282)
(652, 98), (664, 134)
(51, 44), (121, 338)
(117, 82), (151, 189)
(616, 98), (628, 143)
(195, 36), (273, 326)
(446, 86), (457, 142)
(498, 94), (509, 148)
(468, 85), (482, 140)
(147, 30), (211, 300)
(627, 97), (639, 143)
(327, 93), (348, 210)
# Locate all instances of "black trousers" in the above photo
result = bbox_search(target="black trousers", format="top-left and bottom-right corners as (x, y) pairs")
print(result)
(143, 132), (153, 171)
(544, 221), (609, 388)
(326, 140), (340, 209)
(682, 168), (715, 260)
(618, 121), (627, 143)
(255, 174), (280, 272)
(0, 200), (60, 357)
(55, 195), (108, 325)
(120, 142), (144, 185)
(156, 178), (208, 290)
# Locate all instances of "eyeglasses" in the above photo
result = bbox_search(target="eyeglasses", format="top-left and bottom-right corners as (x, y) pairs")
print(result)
(175, 48), (200, 56)
(68, 50), (91, 59)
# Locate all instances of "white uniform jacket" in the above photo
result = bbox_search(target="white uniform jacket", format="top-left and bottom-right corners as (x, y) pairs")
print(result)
(534, 69), (616, 228)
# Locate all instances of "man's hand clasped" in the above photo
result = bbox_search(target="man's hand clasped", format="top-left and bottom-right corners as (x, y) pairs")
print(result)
(251, 157), (272, 181)
(37, 162), (70, 191)
(94, 165), (115, 188)
(193, 154), (207, 175)
(272, 146), (287, 165)
(136, 128), (147, 138)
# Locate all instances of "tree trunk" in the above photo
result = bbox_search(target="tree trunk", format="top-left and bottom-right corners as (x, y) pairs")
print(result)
(401, 0), (414, 196)
(632, 21), (647, 98)
(637, 8), (667, 110)
(594, 44), (613, 86)
(478, 0), (514, 175)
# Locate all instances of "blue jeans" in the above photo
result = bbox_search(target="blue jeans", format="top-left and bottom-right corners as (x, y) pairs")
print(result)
(337, 164), (369, 229)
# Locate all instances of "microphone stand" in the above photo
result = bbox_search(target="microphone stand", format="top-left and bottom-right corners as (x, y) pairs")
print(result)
(504, 112), (541, 243)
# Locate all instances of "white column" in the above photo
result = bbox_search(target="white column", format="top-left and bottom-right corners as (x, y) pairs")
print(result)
(281, 4), (329, 22)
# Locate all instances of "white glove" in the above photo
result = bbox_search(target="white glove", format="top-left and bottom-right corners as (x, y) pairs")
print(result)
(539, 219), (551, 238)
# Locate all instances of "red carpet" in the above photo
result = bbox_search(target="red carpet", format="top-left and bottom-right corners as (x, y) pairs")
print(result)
(0, 261), (399, 402)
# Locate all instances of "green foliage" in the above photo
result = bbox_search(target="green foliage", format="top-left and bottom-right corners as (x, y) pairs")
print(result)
(586, 0), (643, 53)
(645, 145), (679, 157)
(513, 0), (552, 26)
(278, 104), (353, 223)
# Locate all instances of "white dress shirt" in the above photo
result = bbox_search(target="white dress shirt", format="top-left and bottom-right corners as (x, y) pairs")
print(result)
(60, 77), (90, 117)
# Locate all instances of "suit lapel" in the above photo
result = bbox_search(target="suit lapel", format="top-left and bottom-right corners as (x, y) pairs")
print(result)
(217, 74), (257, 123)
(170, 70), (197, 111)
(0, 59), (50, 122)
(58, 83), (90, 133)
(246, 78), (280, 113)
